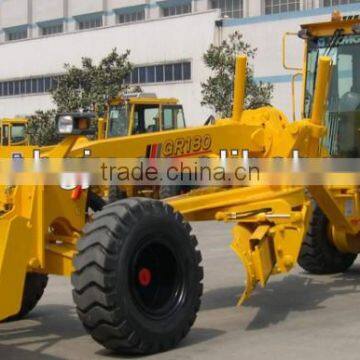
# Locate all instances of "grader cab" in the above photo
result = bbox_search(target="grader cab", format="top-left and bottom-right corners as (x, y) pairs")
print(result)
(0, 12), (360, 356)
(0, 118), (29, 146)
(96, 93), (186, 140)
(285, 11), (360, 156)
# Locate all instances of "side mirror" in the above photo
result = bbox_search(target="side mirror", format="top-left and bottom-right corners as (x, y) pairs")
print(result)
(282, 32), (303, 71)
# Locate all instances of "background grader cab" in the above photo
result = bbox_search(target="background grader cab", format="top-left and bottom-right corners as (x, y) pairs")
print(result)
(0, 12), (359, 356)
(0, 118), (29, 146)
(98, 93), (186, 140)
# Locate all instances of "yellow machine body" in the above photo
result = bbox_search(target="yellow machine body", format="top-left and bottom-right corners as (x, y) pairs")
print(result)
(0, 13), (360, 320)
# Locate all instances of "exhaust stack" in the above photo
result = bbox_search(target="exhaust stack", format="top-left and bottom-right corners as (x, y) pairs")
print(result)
(232, 55), (247, 122)
(311, 56), (332, 125)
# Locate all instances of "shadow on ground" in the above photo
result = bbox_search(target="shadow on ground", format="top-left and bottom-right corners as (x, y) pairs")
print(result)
(201, 264), (360, 330)
(0, 304), (225, 359)
(1, 265), (360, 359)
(0, 305), (83, 360)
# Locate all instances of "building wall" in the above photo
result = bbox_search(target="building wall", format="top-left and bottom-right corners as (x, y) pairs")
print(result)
(33, 0), (66, 23)
(0, 10), (219, 125)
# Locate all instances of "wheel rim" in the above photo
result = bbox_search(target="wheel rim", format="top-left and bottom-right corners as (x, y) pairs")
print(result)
(129, 237), (186, 319)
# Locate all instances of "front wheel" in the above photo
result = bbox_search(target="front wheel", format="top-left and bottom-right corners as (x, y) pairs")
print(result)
(5, 272), (48, 321)
(72, 198), (203, 355)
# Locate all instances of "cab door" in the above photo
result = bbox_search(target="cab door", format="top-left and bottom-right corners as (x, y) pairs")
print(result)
(132, 104), (160, 134)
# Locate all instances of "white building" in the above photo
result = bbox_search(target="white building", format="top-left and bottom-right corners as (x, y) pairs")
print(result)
(0, 0), (359, 125)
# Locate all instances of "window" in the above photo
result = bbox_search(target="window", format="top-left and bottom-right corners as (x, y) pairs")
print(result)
(183, 62), (191, 80)
(0, 76), (60, 97)
(38, 78), (44, 93)
(165, 64), (173, 81)
(139, 67), (146, 83)
(133, 105), (160, 134)
(174, 63), (182, 81)
(41, 23), (63, 36)
(132, 68), (139, 84)
(118, 8), (145, 24)
(6, 28), (28, 41)
(162, 106), (186, 130)
(210, 0), (243, 18)
(162, 2), (192, 17)
(305, 34), (360, 156)
(11, 124), (27, 144)
(125, 62), (191, 84)
(264, 0), (300, 14)
(0, 62), (191, 99)
(108, 105), (129, 138)
(77, 16), (103, 30)
(44, 77), (52, 92)
(2, 125), (9, 146)
(147, 66), (155, 83)
(156, 65), (164, 82)
(322, 0), (360, 6)
(2, 82), (9, 96)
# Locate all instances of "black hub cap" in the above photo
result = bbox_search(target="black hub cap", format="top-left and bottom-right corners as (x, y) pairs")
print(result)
(130, 237), (186, 319)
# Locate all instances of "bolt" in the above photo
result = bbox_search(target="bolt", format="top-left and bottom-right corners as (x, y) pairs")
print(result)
(284, 255), (294, 269)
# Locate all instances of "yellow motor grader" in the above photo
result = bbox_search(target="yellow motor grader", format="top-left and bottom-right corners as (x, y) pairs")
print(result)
(0, 12), (360, 355)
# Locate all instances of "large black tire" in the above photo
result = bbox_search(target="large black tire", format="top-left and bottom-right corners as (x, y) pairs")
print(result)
(298, 206), (357, 274)
(6, 272), (48, 321)
(72, 198), (203, 355)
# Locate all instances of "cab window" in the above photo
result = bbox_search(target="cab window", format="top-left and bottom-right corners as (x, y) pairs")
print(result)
(2, 125), (9, 146)
(108, 105), (128, 138)
(11, 124), (26, 144)
(133, 105), (160, 134)
(162, 106), (186, 130)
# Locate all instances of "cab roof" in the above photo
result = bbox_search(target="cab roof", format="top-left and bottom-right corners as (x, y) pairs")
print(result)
(301, 13), (360, 37)
(109, 93), (179, 106)
(0, 117), (28, 125)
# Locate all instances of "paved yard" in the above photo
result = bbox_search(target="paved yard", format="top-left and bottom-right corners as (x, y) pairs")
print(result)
(1, 221), (360, 360)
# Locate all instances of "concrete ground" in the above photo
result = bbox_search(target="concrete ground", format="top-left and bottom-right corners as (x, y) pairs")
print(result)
(1, 221), (360, 360)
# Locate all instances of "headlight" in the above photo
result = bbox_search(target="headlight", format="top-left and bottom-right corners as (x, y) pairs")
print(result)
(57, 115), (74, 134)
(56, 112), (97, 136)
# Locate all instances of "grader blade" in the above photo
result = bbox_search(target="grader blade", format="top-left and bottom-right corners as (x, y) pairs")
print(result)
(231, 224), (274, 304)
(230, 200), (313, 304)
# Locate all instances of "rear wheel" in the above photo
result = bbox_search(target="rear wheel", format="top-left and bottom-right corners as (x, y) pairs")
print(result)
(72, 198), (203, 355)
(6, 272), (48, 321)
(298, 206), (357, 274)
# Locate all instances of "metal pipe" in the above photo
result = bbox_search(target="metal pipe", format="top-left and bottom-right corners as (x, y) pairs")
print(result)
(232, 55), (247, 122)
(311, 56), (332, 125)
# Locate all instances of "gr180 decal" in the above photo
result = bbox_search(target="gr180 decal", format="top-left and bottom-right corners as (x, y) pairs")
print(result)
(146, 135), (212, 158)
